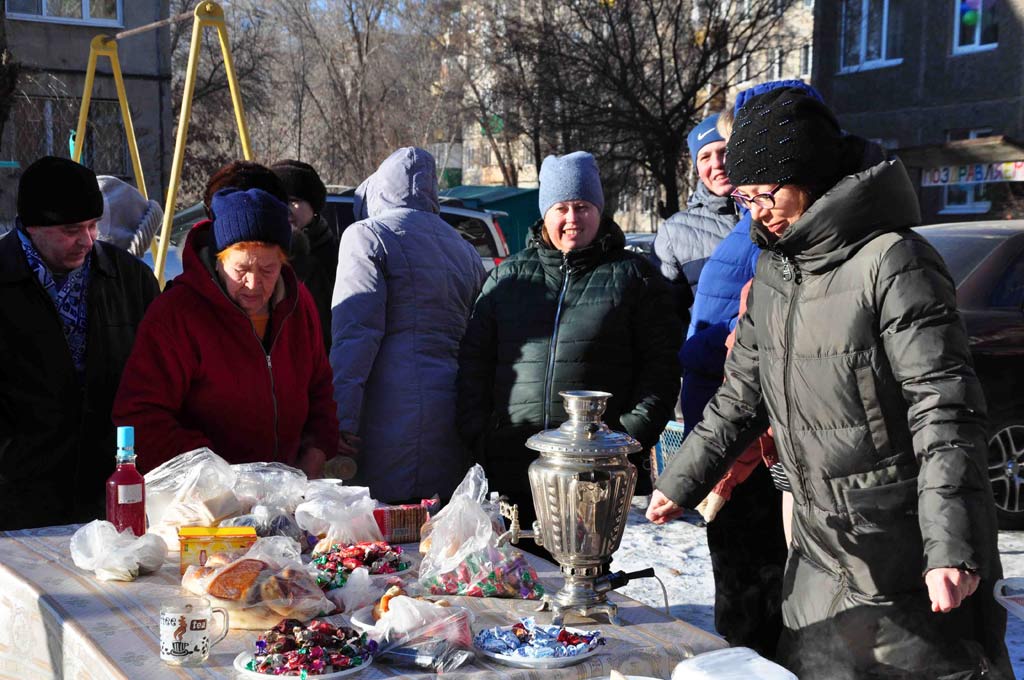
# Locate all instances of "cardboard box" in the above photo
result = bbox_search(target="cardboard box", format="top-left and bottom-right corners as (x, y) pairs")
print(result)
(177, 526), (257, 575)
(373, 505), (428, 544)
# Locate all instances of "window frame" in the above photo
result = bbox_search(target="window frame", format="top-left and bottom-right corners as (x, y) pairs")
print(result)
(800, 43), (813, 77)
(838, 0), (904, 73)
(5, 0), (123, 27)
(940, 127), (994, 216)
(951, 0), (998, 55)
(771, 48), (784, 80)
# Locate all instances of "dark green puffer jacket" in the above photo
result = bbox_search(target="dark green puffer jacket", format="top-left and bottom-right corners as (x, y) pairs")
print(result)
(457, 217), (681, 500)
(656, 158), (1011, 679)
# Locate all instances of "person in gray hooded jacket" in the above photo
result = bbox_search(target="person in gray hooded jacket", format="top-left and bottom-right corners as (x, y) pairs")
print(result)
(654, 113), (739, 316)
(330, 147), (486, 503)
(648, 88), (1011, 678)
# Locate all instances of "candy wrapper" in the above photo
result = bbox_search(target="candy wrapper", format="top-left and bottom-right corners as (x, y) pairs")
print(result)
(246, 618), (376, 676)
(418, 466), (542, 599)
(310, 540), (410, 595)
(474, 617), (603, 659)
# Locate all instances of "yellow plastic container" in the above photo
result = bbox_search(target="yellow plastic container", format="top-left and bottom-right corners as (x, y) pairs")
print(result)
(177, 526), (257, 575)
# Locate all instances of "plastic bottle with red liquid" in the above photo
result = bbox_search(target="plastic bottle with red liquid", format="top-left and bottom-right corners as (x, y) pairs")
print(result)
(106, 426), (146, 536)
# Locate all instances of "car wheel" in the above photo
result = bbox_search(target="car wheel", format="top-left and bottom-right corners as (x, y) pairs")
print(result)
(988, 422), (1024, 530)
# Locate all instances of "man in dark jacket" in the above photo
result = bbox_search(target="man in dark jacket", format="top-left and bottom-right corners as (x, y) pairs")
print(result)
(654, 114), (739, 317)
(0, 157), (160, 530)
(648, 89), (1012, 679)
(272, 159), (338, 352)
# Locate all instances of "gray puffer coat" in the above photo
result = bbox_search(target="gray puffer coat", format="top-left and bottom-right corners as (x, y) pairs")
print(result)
(654, 182), (738, 307)
(330, 148), (486, 503)
(655, 157), (1011, 679)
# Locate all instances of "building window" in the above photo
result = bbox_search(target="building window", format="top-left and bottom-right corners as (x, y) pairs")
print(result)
(800, 43), (812, 77)
(739, 54), (750, 82)
(804, 0), (815, 8)
(840, 0), (904, 71)
(742, 0), (751, 18)
(11, 97), (127, 177)
(771, 48), (784, 80)
(952, 0), (998, 53)
(6, 0), (122, 25)
(942, 128), (993, 214)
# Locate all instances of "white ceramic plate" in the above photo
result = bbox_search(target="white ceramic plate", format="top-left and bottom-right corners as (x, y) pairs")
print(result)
(233, 652), (373, 678)
(474, 625), (602, 669)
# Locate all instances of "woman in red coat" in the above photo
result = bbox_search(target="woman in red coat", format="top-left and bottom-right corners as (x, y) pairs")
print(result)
(113, 187), (338, 477)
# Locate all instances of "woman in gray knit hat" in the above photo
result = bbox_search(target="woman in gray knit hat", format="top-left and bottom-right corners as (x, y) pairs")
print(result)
(648, 87), (1011, 679)
(457, 151), (681, 556)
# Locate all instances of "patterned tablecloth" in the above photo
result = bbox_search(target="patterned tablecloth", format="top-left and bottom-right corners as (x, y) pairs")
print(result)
(0, 525), (725, 679)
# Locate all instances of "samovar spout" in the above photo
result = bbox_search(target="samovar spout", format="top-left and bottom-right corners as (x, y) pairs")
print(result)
(495, 497), (543, 548)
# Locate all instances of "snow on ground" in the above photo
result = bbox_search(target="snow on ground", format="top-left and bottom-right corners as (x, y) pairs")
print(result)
(612, 496), (1024, 678)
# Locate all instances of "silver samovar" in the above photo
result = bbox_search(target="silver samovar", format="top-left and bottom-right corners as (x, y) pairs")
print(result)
(498, 390), (653, 626)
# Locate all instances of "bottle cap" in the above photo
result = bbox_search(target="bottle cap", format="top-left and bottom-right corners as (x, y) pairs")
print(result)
(117, 426), (134, 451)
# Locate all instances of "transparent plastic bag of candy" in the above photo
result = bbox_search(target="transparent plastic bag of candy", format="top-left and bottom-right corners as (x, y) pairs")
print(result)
(232, 462), (308, 513)
(181, 536), (334, 629)
(368, 596), (474, 648)
(417, 468), (543, 600)
(419, 465), (502, 555)
(221, 504), (305, 544)
(144, 447), (244, 548)
(70, 520), (168, 581)
(294, 480), (383, 546)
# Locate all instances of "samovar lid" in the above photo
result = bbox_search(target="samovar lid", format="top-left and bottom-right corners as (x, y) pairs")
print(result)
(526, 390), (642, 456)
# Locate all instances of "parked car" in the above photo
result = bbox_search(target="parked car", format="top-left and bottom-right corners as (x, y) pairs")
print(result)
(322, 190), (510, 271)
(915, 221), (1024, 528)
(624, 232), (660, 270)
(150, 191), (511, 282)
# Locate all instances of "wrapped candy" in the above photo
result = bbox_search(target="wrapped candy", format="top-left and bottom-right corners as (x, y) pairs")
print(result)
(246, 619), (377, 676)
(474, 617), (603, 659)
(310, 541), (410, 592)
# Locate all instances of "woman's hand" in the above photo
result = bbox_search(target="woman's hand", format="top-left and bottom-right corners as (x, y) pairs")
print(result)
(338, 430), (362, 457)
(646, 489), (686, 524)
(925, 567), (980, 613)
(296, 446), (327, 479)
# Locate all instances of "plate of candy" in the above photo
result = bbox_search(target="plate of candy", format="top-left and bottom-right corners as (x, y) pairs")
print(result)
(310, 541), (411, 592)
(233, 618), (376, 677)
(474, 617), (604, 669)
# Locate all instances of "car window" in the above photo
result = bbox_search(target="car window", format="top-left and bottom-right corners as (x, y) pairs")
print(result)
(990, 252), (1024, 308)
(442, 214), (498, 258)
(322, 200), (355, 240)
(918, 234), (1001, 287)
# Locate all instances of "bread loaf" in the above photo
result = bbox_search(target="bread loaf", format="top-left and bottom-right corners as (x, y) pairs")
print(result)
(206, 558), (266, 600)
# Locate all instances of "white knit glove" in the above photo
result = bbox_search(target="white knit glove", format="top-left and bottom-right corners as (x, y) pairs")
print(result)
(696, 492), (727, 523)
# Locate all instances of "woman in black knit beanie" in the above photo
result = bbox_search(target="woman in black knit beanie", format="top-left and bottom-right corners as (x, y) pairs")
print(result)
(649, 87), (1012, 679)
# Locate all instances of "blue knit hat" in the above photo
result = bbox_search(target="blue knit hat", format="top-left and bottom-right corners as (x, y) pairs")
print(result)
(538, 151), (604, 218)
(686, 114), (724, 167)
(211, 187), (291, 253)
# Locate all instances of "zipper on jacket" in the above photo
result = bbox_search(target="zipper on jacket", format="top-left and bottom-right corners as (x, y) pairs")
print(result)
(778, 250), (809, 504)
(542, 255), (574, 429)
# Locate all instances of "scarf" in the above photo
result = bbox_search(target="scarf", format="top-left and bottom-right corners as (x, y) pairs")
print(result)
(17, 228), (91, 378)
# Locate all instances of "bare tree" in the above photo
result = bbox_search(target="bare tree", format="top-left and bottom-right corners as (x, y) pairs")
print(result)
(491, 0), (798, 214)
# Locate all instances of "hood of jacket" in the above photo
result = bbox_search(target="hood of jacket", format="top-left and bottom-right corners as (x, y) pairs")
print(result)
(751, 155), (921, 274)
(179, 219), (296, 317)
(353, 147), (440, 221)
(686, 180), (736, 218)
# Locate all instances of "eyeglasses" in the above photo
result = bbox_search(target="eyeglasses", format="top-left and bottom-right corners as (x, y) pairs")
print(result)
(731, 184), (784, 210)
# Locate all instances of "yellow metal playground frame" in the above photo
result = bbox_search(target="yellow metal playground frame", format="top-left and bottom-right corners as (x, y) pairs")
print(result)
(73, 1), (252, 286)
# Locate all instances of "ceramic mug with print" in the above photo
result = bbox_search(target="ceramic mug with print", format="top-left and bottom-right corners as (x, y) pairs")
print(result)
(159, 596), (229, 665)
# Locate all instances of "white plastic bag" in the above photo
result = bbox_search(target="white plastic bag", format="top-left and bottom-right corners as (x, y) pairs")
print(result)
(70, 520), (168, 582)
(326, 567), (383, 613)
(232, 462), (308, 513)
(144, 448), (244, 548)
(221, 504), (305, 543)
(294, 480), (383, 544)
(671, 647), (797, 679)
(367, 596), (474, 648)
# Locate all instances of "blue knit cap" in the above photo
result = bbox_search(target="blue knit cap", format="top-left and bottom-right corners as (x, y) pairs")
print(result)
(538, 151), (604, 218)
(686, 114), (724, 167)
(211, 187), (291, 253)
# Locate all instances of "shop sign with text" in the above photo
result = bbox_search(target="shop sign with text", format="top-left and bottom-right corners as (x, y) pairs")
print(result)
(922, 160), (1024, 187)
